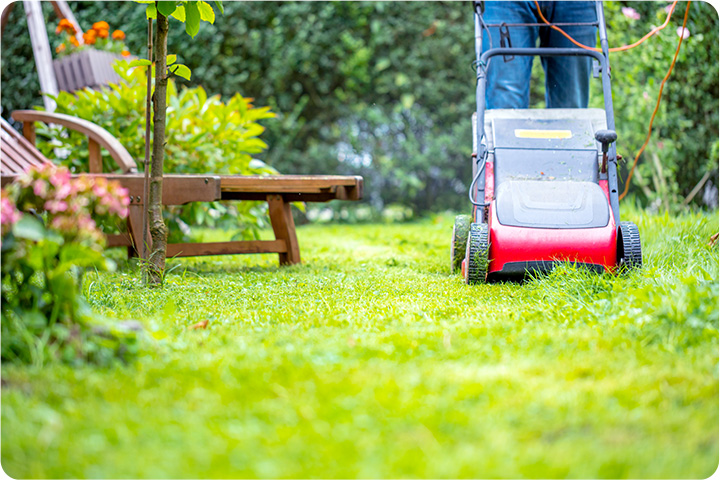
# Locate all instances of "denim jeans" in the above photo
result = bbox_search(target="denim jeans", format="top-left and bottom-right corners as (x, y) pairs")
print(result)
(481, 1), (598, 109)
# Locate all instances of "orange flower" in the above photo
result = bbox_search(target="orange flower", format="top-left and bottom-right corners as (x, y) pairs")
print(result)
(69, 36), (79, 47)
(55, 43), (66, 53)
(96, 28), (109, 39)
(121, 50), (131, 57)
(92, 21), (109, 31)
(82, 29), (97, 45)
(112, 29), (125, 41)
(56, 19), (77, 35)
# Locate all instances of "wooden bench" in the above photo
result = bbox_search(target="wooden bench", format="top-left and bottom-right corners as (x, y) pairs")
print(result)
(1, 110), (363, 265)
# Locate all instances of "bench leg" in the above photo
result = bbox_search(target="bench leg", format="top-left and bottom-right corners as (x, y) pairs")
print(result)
(126, 204), (148, 259)
(267, 194), (301, 265)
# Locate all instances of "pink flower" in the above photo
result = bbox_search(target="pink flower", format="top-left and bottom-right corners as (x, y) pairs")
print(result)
(677, 26), (690, 39)
(44, 199), (69, 214)
(92, 182), (108, 198)
(664, 4), (674, 14)
(622, 7), (641, 20)
(1, 194), (21, 227)
(48, 168), (71, 188)
(77, 214), (97, 233)
(54, 183), (73, 201)
(33, 180), (48, 197)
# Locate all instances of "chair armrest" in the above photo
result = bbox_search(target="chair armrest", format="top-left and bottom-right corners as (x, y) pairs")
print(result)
(11, 110), (138, 174)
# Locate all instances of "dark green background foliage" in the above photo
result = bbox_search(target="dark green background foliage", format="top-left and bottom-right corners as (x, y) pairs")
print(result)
(2, 1), (717, 214)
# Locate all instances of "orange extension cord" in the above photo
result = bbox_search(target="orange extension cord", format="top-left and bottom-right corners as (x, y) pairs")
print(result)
(532, 0), (692, 200)
(533, 0), (680, 53)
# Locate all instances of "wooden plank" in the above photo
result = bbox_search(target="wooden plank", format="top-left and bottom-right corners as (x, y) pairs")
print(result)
(1, 2), (14, 35)
(166, 240), (287, 258)
(88, 139), (102, 173)
(12, 110), (137, 173)
(221, 191), (346, 203)
(220, 175), (362, 190)
(1, 120), (51, 169)
(99, 174), (222, 205)
(267, 194), (301, 265)
(1, 141), (40, 172)
(220, 175), (363, 202)
(21, 121), (36, 145)
(1, 175), (17, 188)
(2, 157), (28, 175)
(107, 233), (131, 248)
(23, 1), (58, 112)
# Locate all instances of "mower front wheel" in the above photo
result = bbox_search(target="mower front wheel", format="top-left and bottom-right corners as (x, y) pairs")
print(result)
(451, 215), (471, 273)
(465, 222), (489, 285)
(617, 221), (642, 272)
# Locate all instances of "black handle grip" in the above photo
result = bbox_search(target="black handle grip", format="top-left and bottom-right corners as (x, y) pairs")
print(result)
(595, 129), (617, 153)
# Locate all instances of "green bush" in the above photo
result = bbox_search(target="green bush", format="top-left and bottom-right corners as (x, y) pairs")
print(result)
(591, 2), (719, 209)
(35, 60), (278, 242)
(1, 164), (139, 366)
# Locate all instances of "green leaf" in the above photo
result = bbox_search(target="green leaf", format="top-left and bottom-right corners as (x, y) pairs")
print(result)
(12, 215), (45, 241)
(128, 59), (152, 67)
(157, 1), (178, 17)
(198, 1), (215, 24)
(184, 2), (201, 37)
(375, 58), (391, 72)
(213, 0), (224, 15)
(145, 3), (157, 19)
(171, 5), (186, 22)
(170, 64), (192, 80)
(401, 93), (415, 110)
(167, 54), (177, 65)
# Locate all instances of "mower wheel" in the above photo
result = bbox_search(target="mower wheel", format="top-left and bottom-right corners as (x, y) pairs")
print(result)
(465, 222), (489, 285)
(618, 221), (642, 272)
(451, 215), (471, 273)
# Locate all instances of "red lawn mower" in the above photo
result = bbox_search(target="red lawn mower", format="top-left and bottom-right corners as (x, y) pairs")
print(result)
(452, 1), (642, 284)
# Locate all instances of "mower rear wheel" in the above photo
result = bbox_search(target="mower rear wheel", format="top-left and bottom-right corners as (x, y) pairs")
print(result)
(451, 215), (471, 273)
(618, 221), (642, 272)
(465, 222), (489, 285)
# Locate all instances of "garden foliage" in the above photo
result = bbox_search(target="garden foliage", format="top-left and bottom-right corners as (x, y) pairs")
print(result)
(1, 164), (138, 365)
(34, 61), (278, 242)
(593, 2), (719, 210)
(1, 2), (717, 215)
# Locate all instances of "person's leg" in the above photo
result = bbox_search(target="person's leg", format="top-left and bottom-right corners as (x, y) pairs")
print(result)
(481, 1), (538, 109)
(538, 1), (597, 108)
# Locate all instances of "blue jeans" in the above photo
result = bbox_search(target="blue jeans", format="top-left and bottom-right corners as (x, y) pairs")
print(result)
(481, 1), (598, 109)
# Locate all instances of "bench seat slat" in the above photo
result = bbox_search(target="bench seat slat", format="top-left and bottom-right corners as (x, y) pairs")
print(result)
(220, 175), (363, 201)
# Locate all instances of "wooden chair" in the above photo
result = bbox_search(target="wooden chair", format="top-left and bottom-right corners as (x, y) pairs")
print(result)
(1, 110), (363, 265)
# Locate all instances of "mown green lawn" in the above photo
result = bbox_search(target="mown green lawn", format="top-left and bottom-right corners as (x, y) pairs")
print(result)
(2, 208), (718, 478)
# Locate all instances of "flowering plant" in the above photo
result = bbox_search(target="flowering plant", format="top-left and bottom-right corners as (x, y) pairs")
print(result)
(1, 163), (136, 365)
(55, 19), (131, 58)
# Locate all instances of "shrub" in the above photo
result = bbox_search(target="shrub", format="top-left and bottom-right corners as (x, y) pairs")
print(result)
(591, 2), (719, 209)
(1, 164), (139, 366)
(35, 60), (278, 242)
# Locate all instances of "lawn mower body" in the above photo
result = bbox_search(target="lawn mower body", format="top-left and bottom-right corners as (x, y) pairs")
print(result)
(452, 1), (642, 283)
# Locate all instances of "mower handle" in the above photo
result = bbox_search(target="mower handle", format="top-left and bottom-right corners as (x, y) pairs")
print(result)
(477, 47), (606, 67)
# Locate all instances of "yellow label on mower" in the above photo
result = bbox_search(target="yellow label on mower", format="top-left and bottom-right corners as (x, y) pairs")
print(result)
(514, 129), (572, 139)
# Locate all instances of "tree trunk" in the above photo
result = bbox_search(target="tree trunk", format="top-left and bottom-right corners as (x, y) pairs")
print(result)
(146, 10), (169, 285)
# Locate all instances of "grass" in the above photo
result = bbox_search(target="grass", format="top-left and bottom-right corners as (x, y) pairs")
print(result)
(1, 207), (718, 478)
